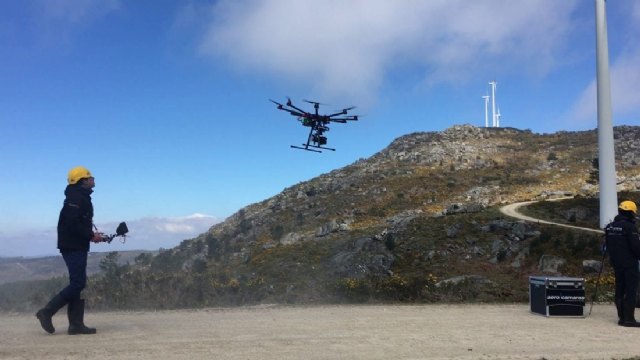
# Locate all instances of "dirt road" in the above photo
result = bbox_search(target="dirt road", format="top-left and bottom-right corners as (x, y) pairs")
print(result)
(1, 304), (639, 359)
(499, 200), (604, 234)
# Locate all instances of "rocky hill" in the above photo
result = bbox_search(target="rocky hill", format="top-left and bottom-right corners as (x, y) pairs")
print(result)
(203, 124), (640, 258)
(4, 125), (640, 310)
(102, 125), (635, 306)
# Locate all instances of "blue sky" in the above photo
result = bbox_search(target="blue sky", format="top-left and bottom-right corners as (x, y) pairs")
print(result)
(1, 0), (639, 257)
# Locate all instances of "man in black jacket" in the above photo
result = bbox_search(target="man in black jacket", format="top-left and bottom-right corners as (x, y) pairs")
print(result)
(36, 166), (103, 335)
(605, 200), (640, 327)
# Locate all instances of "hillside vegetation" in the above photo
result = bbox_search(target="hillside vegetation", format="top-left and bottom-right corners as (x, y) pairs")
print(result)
(3, 125), (640, 311)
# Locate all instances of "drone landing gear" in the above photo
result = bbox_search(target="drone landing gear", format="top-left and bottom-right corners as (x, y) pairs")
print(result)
(291, 144), (336, 153)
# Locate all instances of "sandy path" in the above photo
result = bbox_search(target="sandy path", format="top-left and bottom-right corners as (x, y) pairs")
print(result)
(1, 304), (639, 359)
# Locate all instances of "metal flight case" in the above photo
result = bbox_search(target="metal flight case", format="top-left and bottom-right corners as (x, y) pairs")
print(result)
(529, 276), (585, 317)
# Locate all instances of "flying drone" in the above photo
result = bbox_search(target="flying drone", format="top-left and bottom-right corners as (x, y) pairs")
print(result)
(270, 98), (358, 152)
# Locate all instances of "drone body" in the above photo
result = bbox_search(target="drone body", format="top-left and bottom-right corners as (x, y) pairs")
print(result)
(270, 98), (358, 152)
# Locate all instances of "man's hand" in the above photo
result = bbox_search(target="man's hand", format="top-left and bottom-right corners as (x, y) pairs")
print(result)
(91, 232), (105, 243)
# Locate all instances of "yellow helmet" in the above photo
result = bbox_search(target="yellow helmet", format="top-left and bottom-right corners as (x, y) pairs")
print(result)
(67, 166), (93, 185)
(619, 200), (637, 214)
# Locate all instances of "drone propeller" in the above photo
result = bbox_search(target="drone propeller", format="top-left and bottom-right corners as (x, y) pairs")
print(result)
(269, 99), (284, 109)
(270, 99), (307, 117)
(283, 98), (309, 115)
(303, 99), (327, 106)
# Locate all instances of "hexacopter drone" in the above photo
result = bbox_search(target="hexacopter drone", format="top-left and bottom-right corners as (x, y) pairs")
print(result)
(270, 98), (358, 152)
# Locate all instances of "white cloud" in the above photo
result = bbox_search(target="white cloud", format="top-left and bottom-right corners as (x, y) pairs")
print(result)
(564, 18), (640, 127)
(0, 229), (59, 258)
(565, 81), (597, 128)
(24, 0), (121, 49)
(0, 214), (220, 258)
(198, 0), (579, 105)
(611, 51), (640, 116)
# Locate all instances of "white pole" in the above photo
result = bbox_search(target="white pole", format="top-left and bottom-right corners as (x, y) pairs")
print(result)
(489, 81), (497, 127)
(595, 0), (618, 228)
(483, 95), (490, 127)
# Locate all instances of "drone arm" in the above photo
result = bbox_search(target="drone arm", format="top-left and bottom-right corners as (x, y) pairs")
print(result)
(269, 99), (284, 107)
(329, 116), (358, 123)
(270, 99), (308, 116)
(285, 102), (308, 115)
(282, 109), (306, 117)
(327, 111), (348, 117)
(326, 106), (356, 117)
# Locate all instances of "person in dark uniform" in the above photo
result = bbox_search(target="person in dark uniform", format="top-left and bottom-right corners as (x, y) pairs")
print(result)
(605, 200), (640, 327)
(36, 166), (103, 335)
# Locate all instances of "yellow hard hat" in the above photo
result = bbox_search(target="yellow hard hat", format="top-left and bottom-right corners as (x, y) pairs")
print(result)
(67, 166), (93, 185)
(619, 200), (637, 214)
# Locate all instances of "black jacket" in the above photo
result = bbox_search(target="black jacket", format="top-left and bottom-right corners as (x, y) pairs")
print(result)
(57, 184), (94, 252)
(605, 214), (640, 269)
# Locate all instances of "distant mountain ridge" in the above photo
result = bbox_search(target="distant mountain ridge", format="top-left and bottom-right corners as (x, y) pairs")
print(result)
(0, 251), (156, 285)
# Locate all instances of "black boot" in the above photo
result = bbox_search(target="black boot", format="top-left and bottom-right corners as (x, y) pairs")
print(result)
(67, 299), (96, 335)
(35, 294), (67, 334)
(622, 302), (640, 327)
(615, 299), (624, 326)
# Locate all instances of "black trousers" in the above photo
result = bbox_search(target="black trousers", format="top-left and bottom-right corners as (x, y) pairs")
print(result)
(58, 250), (88, 302)
(614, 265), (639, 306)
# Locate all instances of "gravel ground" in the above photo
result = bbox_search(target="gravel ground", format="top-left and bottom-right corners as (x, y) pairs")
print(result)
(1, 304), (640, 360)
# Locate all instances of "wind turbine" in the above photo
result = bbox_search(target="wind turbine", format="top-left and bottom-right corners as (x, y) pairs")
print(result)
(488, 81), (497, 127)
(595, 0), (617, 228)
(482, 95), (490, 127)
(496, 106), (501, 128)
